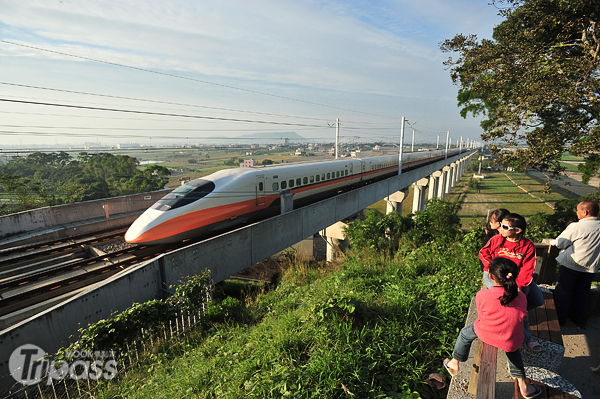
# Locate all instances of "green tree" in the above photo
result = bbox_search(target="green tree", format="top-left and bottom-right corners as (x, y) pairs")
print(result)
(261, 159), (274, 165)
(0, 172), (54, 212)
(441, 0), (600, 178)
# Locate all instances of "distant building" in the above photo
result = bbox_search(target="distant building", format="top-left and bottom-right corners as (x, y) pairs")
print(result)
(373, 145), (381, 151)
(280, 138), (289, 146)
(179, 176), (191, 185)
(328, 148), (335, 156)
(240, 159), (256, 168)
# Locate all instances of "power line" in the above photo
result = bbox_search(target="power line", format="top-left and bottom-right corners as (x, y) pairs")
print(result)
(1, 40), (396, 119)
(0, 98), (326, 128)
(0, 124), (323, 132)
(0, 82), (332, 122)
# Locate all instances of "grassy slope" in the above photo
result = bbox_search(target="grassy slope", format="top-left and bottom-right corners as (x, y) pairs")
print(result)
(95, 240), (482, 399)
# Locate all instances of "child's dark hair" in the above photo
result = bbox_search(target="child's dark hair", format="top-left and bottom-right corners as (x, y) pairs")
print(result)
(489, 208), (510, 224)
(503, 213), (527, 238)
(488, 257), (520, 306)
(486, 208), (510, 231)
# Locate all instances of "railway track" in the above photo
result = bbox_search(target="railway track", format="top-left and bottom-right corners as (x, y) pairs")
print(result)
(0, 229), (184, 322)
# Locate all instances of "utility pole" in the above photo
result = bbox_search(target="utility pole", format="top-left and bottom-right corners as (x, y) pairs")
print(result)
(335, 118), (339, 159)
(399, 117), (405, 175)
(445, 130), (450, 159)
(411, 129), (415, 152)
(437, 135), (440, 149)
(459, 135), (463, 153)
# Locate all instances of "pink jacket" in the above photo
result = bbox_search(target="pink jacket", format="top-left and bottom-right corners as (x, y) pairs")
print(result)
(474, 286), (527, 352)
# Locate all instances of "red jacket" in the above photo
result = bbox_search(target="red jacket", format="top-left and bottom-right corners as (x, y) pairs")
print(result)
(479, 234), (536, 289)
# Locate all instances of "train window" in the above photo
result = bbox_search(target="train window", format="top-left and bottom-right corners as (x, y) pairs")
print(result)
(151, 179), (215, 211)
(321, 173), (325, 180)
(310, 176), (314, 183)
(296, 178), (301, 186)
(326, 172), (330, 179)
(258, 182), (264, 191)
(345, 170), (348, 176)
(316, 175), (320, 182)
(281, 181), (287, 189)
(289, 179), (294, 188)
(272, 182), (279, 191)
(336, 171), (340, 178)
(303, 177), (308, 184)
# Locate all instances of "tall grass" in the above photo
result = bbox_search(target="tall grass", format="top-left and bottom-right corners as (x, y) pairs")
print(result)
(93, 232), (482, 399)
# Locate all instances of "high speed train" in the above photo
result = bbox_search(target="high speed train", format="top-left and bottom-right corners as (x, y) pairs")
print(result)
(125, 149), (461, 244)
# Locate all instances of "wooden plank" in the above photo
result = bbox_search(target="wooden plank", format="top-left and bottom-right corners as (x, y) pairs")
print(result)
(543, 293), (564, 346)
(534, 303), (552, 342)
(468, 340), (484, 396)
(528, 304), (539, 337)
(476, 342), (498, 399)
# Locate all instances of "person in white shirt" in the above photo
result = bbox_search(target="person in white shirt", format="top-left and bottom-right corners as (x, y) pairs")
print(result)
(550, 201), (600, 329)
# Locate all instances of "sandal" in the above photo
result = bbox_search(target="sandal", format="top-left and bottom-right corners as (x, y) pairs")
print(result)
(425, 373), (446, 389)
(443, 358), (458, 377)
(527, 340), (542, 352)
(523, 384), (542, 399)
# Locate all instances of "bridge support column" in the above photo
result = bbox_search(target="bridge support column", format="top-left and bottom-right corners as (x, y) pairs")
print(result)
(386, 189), (408, 215)
(449, 163), (457, 188)
(445, 165), (454, 194)
(438, 167), (450, 199)
(428, 171), (442, 200)
(321, 221), (348, 262)
(454, 161), (462, 185)
(412, 178), (429, 213)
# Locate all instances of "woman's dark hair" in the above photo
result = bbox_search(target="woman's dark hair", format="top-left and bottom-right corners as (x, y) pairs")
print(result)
(502, 213), (527, 238)
(488, 257), (520, 306)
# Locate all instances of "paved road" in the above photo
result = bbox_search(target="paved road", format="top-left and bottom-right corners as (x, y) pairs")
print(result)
(526, 169), (599, 197)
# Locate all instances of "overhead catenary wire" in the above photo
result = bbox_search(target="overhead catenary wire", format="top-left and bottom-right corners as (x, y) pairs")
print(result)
(0, 82), (333, 122)
(0, 98), (326, 128)
(0, 40), (396, 119)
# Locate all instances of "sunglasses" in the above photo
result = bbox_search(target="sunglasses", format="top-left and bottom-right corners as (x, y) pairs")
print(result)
(501, 224), (516, 231)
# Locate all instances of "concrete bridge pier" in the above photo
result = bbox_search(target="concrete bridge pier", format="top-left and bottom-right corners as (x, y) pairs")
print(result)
(445, 164), (454, 194)
(412, 178), (429, 213)
(438, 167), (450, 199)
(385, 189), (408, 215)
(320, 221), (348, 262)
(449, 162), (457, 189)
(428, 171), (442, 200)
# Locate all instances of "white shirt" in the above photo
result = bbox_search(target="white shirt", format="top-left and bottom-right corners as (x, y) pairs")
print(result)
(555, 217), (600, 273)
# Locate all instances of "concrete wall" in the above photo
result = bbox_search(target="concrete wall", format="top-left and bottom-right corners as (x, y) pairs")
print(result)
(0, 190), (174, 249)
(0, 190), (171, 240)
(0, 151), (476, 393)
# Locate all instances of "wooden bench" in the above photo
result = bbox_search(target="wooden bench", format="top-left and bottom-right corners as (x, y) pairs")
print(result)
(469, 292), (565, 399)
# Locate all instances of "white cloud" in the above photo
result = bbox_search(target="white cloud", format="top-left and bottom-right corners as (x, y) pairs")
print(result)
(0, 0), (501, 145)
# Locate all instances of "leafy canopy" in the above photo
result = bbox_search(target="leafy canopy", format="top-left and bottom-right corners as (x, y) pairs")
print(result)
(441, 0), (600, 176)
(0, 152), (171, 214)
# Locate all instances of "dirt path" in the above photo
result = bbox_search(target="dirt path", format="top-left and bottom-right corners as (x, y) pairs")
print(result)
(559, 311), (600, 398)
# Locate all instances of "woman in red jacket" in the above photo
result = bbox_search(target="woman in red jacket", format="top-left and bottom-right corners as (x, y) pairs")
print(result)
(479, 213), (545, 352)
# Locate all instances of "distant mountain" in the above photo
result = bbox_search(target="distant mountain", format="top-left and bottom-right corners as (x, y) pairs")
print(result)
(236, 132), (307, 141)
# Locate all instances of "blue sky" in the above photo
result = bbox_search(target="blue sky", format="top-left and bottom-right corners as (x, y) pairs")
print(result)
(0, 0), (503, 148)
